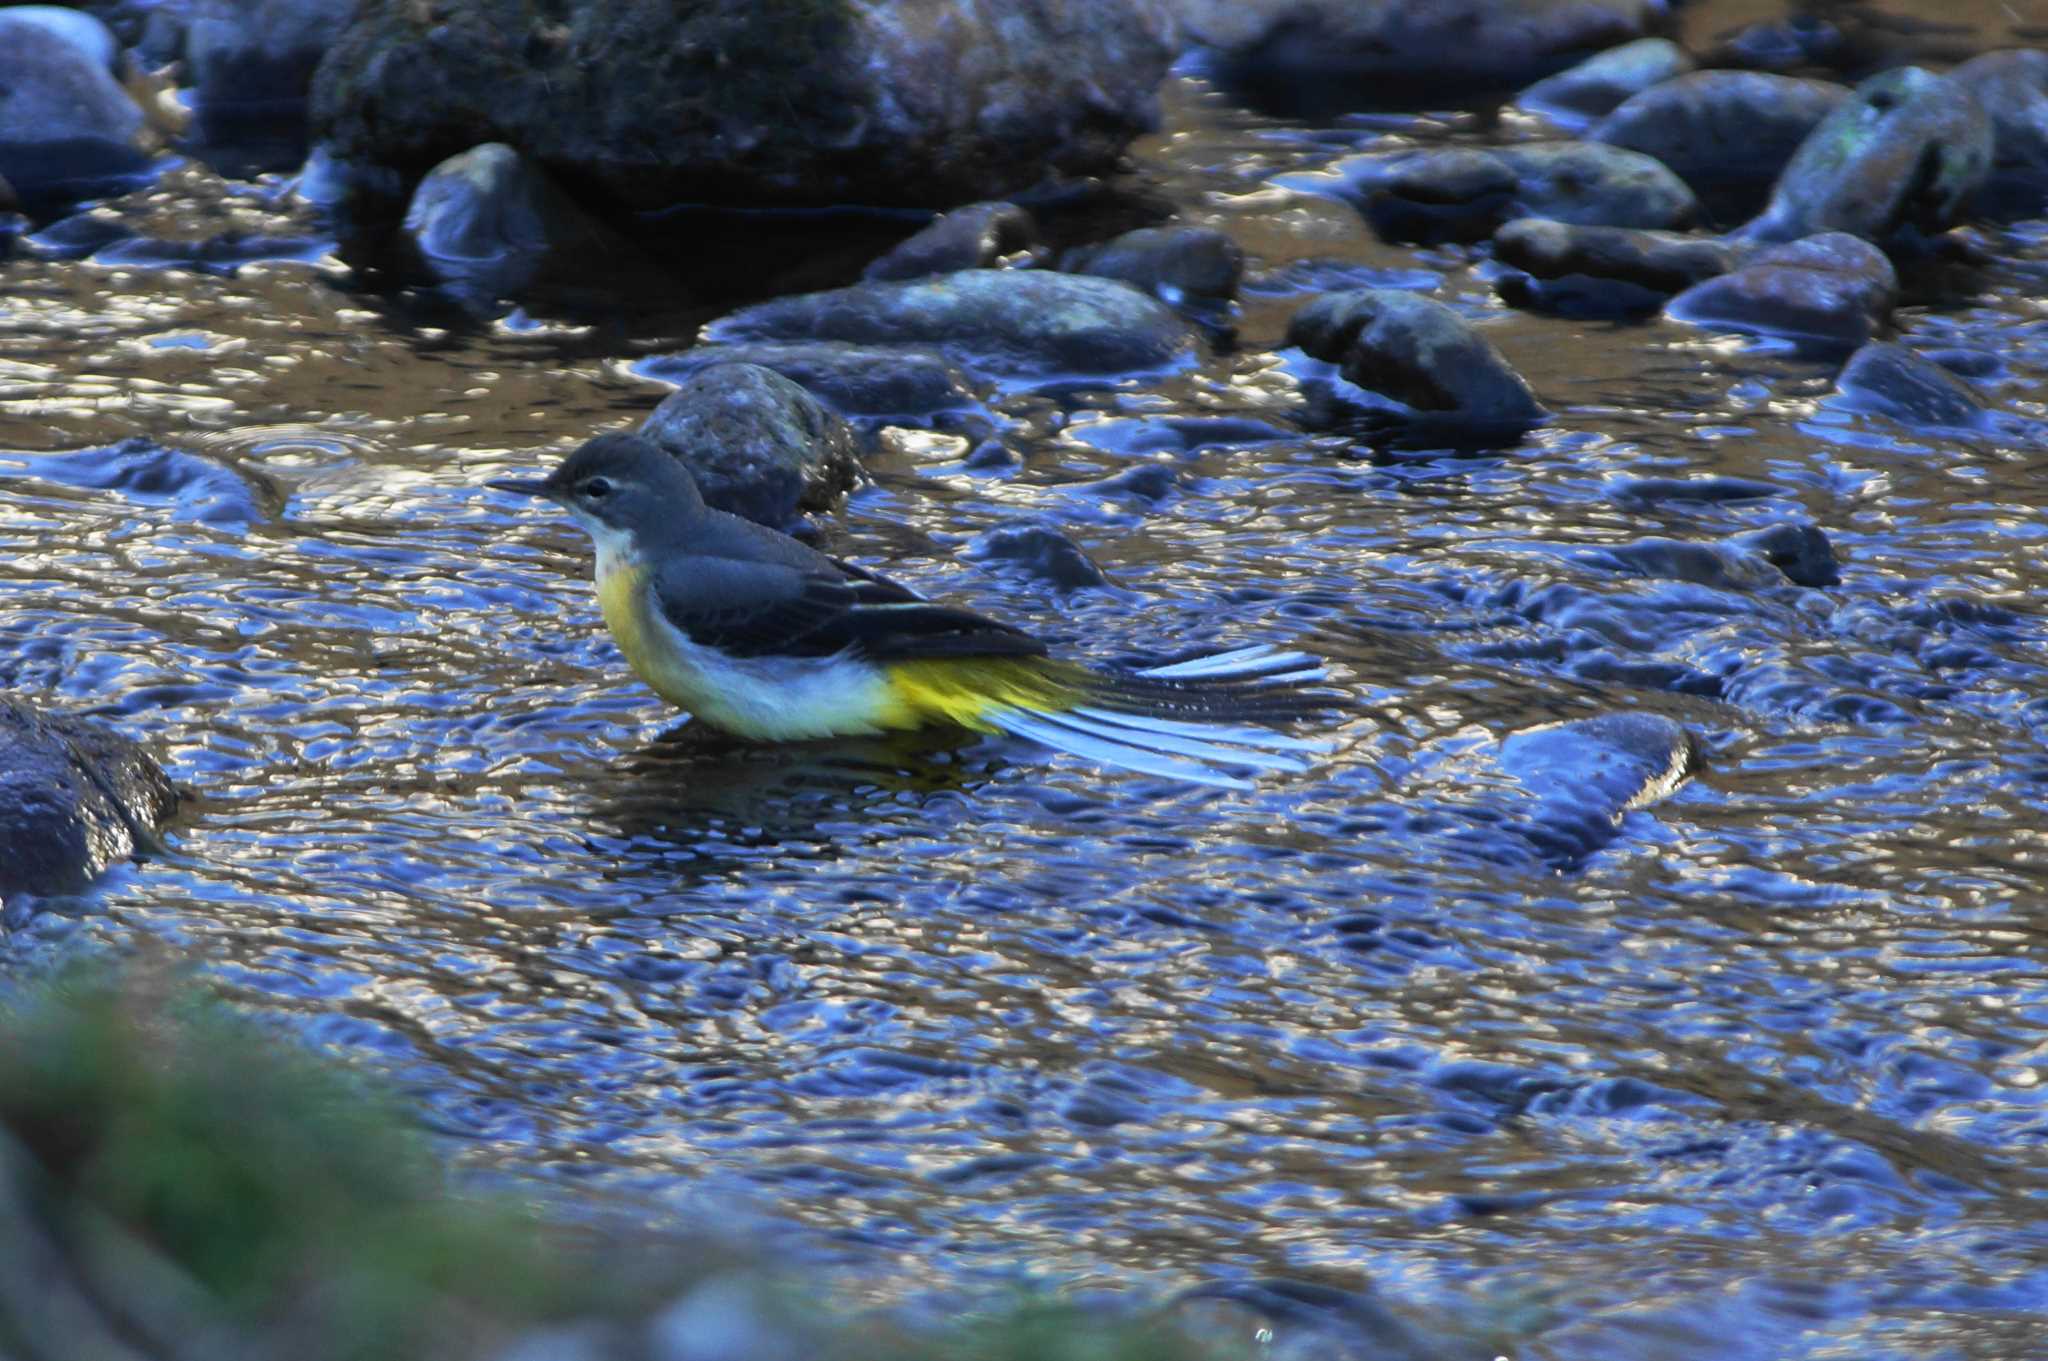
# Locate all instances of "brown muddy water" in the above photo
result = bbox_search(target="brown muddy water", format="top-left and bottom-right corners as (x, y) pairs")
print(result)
(5, 6), (2048, 1358)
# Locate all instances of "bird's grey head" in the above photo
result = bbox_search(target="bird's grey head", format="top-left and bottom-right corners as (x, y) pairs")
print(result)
(489, 433), (704, 543)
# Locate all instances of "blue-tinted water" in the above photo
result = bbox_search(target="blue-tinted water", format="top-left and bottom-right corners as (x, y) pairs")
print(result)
(4, 56), (2048, 1361)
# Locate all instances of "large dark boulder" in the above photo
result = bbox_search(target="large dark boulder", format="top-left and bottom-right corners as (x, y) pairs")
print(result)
(1175, 0), (1657, 95)
(638, 363), (861, 528)
(188, 0), (357, 136)
(311, 0), (1175, 212)
(1739, 67), (1992, 245)
(702, 270), (1200, 378)
(0, 697), (176, 899)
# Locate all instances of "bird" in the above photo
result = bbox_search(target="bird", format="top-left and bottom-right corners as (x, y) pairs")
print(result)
(488, 432), (1332, 788)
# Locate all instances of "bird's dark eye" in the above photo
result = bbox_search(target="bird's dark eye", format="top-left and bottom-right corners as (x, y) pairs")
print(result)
(580, 477), (613, 500)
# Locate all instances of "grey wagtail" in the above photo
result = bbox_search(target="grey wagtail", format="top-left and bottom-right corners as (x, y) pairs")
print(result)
(488, 432), (1331, 787)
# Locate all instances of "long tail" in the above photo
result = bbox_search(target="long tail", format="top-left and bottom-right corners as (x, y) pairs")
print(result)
(887, 645), (1337, 788)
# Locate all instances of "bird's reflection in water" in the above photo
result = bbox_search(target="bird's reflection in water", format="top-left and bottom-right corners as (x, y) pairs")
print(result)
(584, 720), (1003, 884)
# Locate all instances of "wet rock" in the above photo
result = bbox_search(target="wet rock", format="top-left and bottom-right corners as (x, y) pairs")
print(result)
(403, 143), (647, 310)
(1608, 474), (1785, 507)
(1589, 536), (1792, 591)
(0, 5), (124, 75)
(1740, 67), (1993, 245)
(312, 0), (1175, 212)
(1705, 13), (1844, 72)
(0, 696), (176, 899)
(5, 438), (274, 527)
(0, 21), (153, 210)
(1833, 341), (1989, 431)
(1591, 72), (1851, 208)
(1589, 524), (1837, 590)
(1666, 233), (1897, 347)
(1060, 226), (1246, 314)
(1492, 219), (1737, 315)
(636, 342), (975, 419)
(1287, 289), (1547, 434)
(965, 522), (1108, 591)
(1064, 413), (1290, 456)
(1176, 0), (1657, 96)
(1952, 50), (2048, 198)
(1513, 37), (1692, 128)
(1495, 710), (1696, 865)
(188, 0), (356, 136)
(1730, 522), (1839, 589)
(703, 270), (1199, 378)
(863, 201), (1040, 282)
(1292, 142), (1694, 244)
(638, 364), (861, 528)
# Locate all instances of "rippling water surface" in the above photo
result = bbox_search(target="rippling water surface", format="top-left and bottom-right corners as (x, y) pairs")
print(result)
(6, 24), (2048, 1360)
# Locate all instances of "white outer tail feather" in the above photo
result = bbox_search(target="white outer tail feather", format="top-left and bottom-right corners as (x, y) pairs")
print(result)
(986, 645), (1335, 789)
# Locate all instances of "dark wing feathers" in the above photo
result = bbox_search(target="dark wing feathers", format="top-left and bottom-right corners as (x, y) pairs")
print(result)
(651, 555), (1046, 661)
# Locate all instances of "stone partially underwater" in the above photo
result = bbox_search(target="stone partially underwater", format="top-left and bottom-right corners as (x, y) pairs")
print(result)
(0, 697), (175, 901)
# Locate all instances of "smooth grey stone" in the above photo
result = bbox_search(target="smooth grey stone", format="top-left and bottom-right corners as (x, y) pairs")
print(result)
(402, 143), (644, 309)
(1951, 50), (2048, 187)
(0, 24), (152, 208)
(0, 696), (176, 899)
(1833, 342), (1990, 431)
(1740, 67), (1993, 245)
(1060, 225), (1246, 308)
(1666, 233), (1897, 347)
(636, 342), (975, 419)
(1514, 37), (1692, 128)
(863, 201), (1039, 282)
(1593, 72), (1851, 199)
(639, 363), (861, 528)
(312, 0), (1175, 212)
(1288, 289), (1547, 432)
(703, 270), (1200, 378)
(0, 6), (123, 74)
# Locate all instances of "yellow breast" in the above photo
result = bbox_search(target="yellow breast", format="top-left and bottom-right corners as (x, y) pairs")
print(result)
(589, 550), (912, 739)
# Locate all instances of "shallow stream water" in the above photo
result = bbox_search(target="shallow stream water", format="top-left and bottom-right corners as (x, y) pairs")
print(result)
(6, 6), (2048, 1356)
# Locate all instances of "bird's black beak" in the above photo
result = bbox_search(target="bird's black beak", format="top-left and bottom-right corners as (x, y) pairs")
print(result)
(487, 476), (554, 499)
